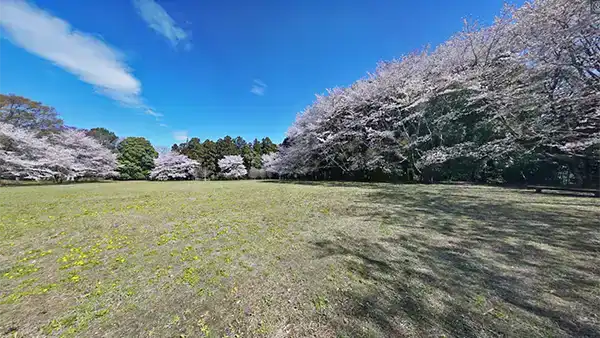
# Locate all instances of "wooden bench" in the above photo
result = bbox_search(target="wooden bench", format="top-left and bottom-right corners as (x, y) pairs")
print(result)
(528, 186), (600, 197)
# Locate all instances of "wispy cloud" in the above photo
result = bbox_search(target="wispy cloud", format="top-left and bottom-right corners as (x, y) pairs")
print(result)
(132, 0), (190, 49)
(144, 108), (163, 119)
(250, 79), (267, 96)
(0, 0), (142, 105)
(159, 123), (168, 128)
(173, 130), (188, 141)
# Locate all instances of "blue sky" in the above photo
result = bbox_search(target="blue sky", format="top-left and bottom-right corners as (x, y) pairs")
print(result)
(0, 0), (516, 146)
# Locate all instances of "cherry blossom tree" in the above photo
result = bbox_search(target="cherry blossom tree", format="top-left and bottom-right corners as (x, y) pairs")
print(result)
(149, 152), (199, 181)
(1, 122), (68, 180)
(272, 0), (598, 186)
(218, 155), (247, 179)
(261, 152), (281, 178)
(0, 122), (117, 181)
(52, 129), (119, 179)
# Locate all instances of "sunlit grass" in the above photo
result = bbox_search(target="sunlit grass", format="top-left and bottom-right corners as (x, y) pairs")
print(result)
(1, 181), (598, 337)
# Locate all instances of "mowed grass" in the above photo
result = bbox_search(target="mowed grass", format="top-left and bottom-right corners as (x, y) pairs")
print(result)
(1, 181), (599, 337)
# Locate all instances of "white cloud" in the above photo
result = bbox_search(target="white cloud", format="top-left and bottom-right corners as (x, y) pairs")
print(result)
(0, 0), (142, 105)
(144, 108), (163, 119)
(251, 79), (267, 96)
(159, 123), (168, 128)
(253, 79), (267, 88)
(132, 0), (190, 48)
(173, 130), (188, 141)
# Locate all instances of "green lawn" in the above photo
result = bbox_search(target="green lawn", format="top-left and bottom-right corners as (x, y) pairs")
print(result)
(1, 181), (599, 337)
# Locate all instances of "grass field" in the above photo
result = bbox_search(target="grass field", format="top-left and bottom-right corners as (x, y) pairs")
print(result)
(1, 181), (599, 337)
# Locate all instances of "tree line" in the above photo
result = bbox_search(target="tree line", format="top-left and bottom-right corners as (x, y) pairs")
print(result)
(171, 136), (277, 179)
(0, 94), (277, 181)
(265, 0), (599, 188)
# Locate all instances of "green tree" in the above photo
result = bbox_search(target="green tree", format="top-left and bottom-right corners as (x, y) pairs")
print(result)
(202, 140), (218, 175)
(177, 138), (221, 177)
(116, 137), (158, 180)
(86, 127), (118, 150)
(179, 137), (204, 160)
(260, 137), (277, 154)
(216, 136), (239, 157)
(0, 94), (64, 132)
(252, 138), (262, 154)
(234, 136), (247, 150)
(241, 144), (261, 169)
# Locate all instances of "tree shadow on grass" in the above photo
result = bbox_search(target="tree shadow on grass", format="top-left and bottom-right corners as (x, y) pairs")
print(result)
(310, 184), (600, 337)
(519, 189), (600, 199)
